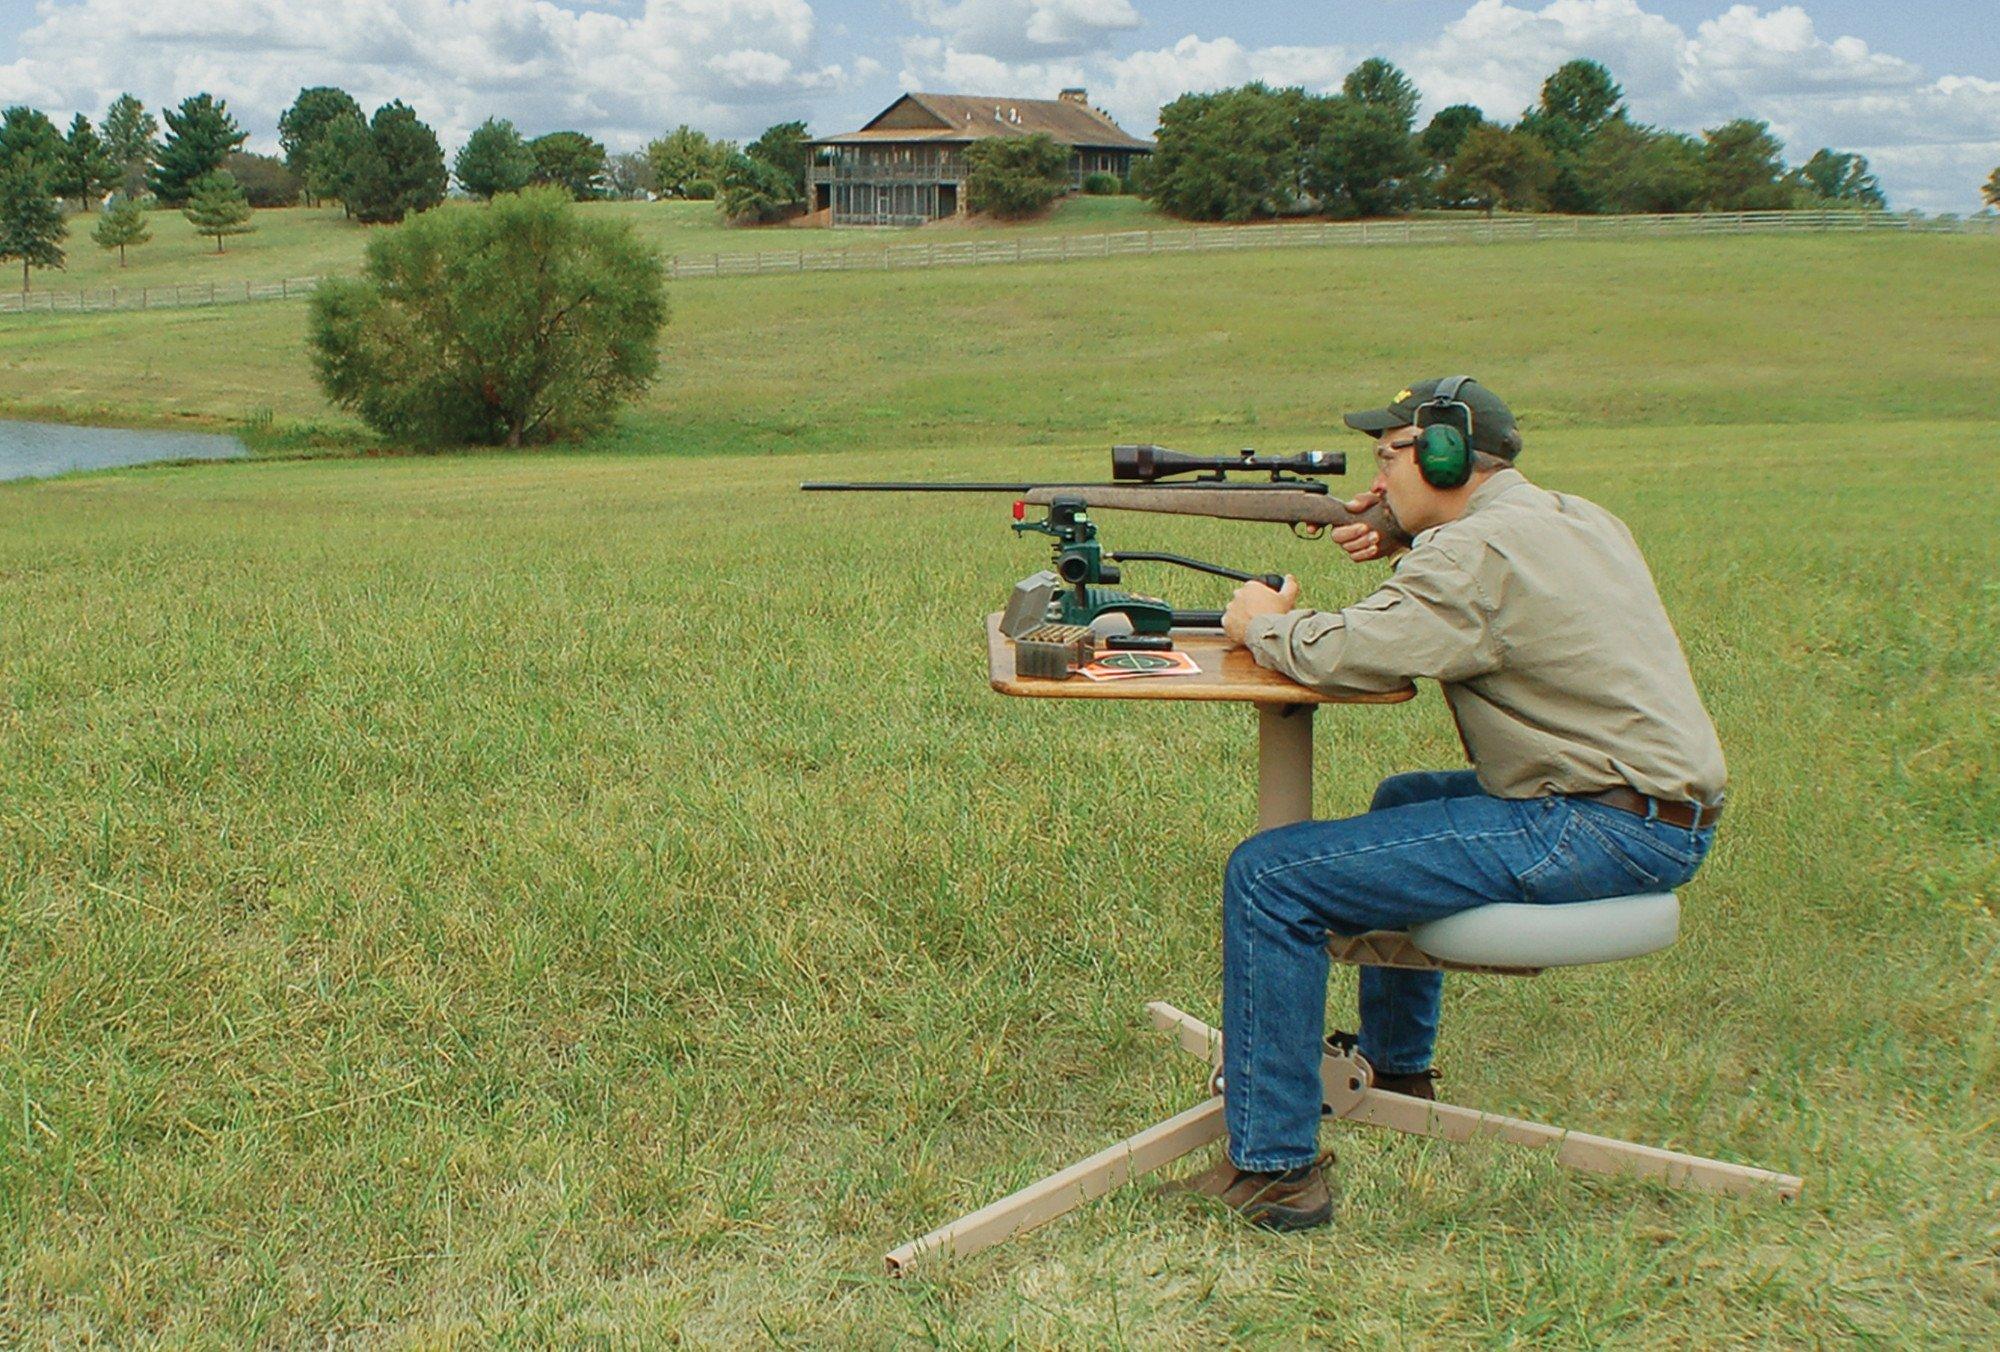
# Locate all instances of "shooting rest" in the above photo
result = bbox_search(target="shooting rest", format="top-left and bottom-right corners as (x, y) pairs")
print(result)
(883, 621), (1800, 1276)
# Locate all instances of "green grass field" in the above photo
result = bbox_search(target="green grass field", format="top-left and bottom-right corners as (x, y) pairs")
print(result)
(2, 232), (1997, 1342)
(29, 196), (1177, 297)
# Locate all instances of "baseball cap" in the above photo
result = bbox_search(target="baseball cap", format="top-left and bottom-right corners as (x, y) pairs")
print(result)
(1343, 376), (1524, 461)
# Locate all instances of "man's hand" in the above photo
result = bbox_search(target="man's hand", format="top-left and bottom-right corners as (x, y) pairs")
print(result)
(1330, 488), (1393, 563)
(1223, 575), (1300, 646)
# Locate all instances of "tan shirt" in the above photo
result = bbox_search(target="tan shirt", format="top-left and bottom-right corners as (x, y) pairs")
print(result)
(1245, 469), (1726, 803)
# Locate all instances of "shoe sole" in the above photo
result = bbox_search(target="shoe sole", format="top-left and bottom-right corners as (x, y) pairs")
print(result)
(1244, 1198), (1333, 1232)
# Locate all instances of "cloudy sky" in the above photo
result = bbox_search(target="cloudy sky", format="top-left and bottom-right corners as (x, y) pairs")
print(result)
(1, 0), (1994, 211)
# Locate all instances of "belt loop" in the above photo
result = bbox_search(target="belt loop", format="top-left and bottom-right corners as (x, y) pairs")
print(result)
(1643, 795), (1660, 823)
(1689, 801), (1705, 831)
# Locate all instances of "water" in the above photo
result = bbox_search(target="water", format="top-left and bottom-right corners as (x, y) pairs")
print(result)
(0, 419), (248, 483)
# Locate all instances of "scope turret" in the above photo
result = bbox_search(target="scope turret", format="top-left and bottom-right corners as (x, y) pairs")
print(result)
(1112, 444), (1346, 482)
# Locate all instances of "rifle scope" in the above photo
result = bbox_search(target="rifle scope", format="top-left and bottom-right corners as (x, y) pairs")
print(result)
(1112, 444), (1346, 483)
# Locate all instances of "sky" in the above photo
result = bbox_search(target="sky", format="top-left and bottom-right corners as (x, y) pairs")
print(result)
(1, 0), (1995, 212)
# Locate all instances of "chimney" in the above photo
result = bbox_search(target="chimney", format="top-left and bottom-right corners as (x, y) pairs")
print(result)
(1059, 88), (1088, 105)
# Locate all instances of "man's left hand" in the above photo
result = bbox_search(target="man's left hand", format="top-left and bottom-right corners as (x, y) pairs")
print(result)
(1223, 575), (1300, 646)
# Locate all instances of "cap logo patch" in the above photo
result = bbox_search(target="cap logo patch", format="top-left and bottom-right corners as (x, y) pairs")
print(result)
(1395, 389), (1412, 402)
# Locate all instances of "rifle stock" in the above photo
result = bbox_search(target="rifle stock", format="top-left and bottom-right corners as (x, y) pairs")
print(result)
(1021, 486), (1411, 551)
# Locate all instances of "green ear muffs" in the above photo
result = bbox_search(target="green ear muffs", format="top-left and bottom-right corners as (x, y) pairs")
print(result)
(1416, 423), (1471, 488)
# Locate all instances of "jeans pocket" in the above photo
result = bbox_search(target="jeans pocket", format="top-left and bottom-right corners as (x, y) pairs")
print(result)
(1515, 804), (1581, 901)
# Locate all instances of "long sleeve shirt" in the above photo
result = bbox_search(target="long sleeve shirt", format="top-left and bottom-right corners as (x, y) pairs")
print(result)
(1243, 469), (1726, 804)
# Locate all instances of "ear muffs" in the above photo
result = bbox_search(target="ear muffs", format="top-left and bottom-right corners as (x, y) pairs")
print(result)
(1414, 375), (1475, 489)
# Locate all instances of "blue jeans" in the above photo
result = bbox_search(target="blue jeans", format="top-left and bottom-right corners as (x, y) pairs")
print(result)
(1221, 770), (1715, 1171)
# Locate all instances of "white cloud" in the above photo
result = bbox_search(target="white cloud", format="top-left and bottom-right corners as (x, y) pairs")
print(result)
(1407, 1), (2000, 212)
(902, 0), (1140, 61)
(0, 0), (857, 151)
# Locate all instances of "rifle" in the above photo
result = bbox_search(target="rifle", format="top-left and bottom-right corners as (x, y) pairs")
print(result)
(803, 445), (1409, 639)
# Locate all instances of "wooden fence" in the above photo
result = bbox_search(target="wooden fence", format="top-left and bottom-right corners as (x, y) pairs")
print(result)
(4, 210), (1993, 316)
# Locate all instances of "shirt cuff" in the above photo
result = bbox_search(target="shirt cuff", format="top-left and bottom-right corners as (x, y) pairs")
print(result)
(1244, 610), (1307, 678)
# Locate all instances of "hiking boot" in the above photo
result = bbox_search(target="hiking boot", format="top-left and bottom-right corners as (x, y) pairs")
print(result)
(1325, 1030), (1438, 1100)
(1158, 1153), (1334, 1231)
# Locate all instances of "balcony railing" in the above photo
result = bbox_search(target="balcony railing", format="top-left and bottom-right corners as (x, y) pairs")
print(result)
(810, 161), (968, 185)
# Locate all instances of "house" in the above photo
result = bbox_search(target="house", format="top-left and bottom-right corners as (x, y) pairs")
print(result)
(807, 89), (1154, 227)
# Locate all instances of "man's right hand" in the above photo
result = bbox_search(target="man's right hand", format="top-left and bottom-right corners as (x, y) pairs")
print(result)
(1331, 489), (1394, 563)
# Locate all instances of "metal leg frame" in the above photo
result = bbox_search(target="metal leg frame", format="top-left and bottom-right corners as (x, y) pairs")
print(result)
(884, 1002), (1800, 1274)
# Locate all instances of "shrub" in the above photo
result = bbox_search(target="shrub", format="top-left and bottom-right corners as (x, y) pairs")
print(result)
(717, 152), (799, 224)
(1082, 171), (1120, 196)
(307, 188), (667, 447)
(965, 134), (1068, 218)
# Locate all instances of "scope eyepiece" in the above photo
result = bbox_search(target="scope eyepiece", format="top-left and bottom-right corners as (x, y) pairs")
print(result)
(1112, 444), (1345, 481)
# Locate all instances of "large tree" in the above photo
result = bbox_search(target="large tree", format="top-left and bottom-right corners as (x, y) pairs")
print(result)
(1580, 119), (1706, 214)
(0, 107), (65, 171)
(605, 150), (654, 200)
(1419, 104), (1485, 165)
(646, 125), (731, 199)
(91, 195), (151, 265)
(0, 157), (66, 292)
(1145, 84), (1314, 221)
(1440, 124), (1557, 216)
(278, 87), (364, 204)
(309, 187), (668, 447)
(528, 130), (608, 200)
(717, 150), (800, 224)
(1701, 118), (1794, 210)
(345, 102), (447, 224)
(1793, 148), (1885, 208)
(1342, 58), (1421, 128)
(1305, 97), (1425, 217)
(1520, 59), (1628, 213)
(149, 93), (248, 204)
(964, 133), (1070, 218)
(746, 120), (811, 199)
(1986, 166), (2000, 211)
(183, 170), (254, 252)
(55, 114), (120, 207)
(103, 94), (159, 196)
(454, 118), (535, 199)
(307, 113), (370, 213)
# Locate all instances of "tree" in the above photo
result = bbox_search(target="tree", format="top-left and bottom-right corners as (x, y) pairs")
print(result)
(56, 114), (120, 208)
(1440, 124), (1557, 216)
(222, 152), (302, 207)
(1419, 104), (1485, 165)
(91, 195), (151, 265)
(528, 131), (608, 200)
(278, 87), (363, 204)
(1520, 59), (1628, 213)
(183, 171), (254, 252)
(308, 187), (668, 447)
(1342, 58), (1421, 128)
(454, 118), (535, 199)
(1305, 90), (1424, 218)
(103, 94), (159, 197)
(149, 94), (247, 204)
(1793, 148), (1885, 208)
(746, 120), (811, 199)
(605, 151), (654, 200)
(647, 125), (731, 199)
(0, 107), (65, 171)
(717, 151), (800, 224)
(307, 114), (370, 214)
(1580, 120), (1705, 214)
(964, 133), (1069, 218)
(345, 102), (447, 224)
(0, 157), (66, 292)
(1986, 166), (2000, 211)
(1146, 85), (1314, 221)
(1701, 118), (1793, 210)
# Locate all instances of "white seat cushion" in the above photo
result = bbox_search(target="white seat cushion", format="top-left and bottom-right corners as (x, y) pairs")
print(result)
(1408, 893), (1680, 968)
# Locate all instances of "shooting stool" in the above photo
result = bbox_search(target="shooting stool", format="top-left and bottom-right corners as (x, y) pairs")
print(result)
(888, 622), (1800, 1274)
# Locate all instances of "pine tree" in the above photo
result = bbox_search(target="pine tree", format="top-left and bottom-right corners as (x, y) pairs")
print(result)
(278, 87), (363, 205)
(0, 157), (66, 292)
(56, 113), (121, 207)
(182, 171), (254, 252)
(92, 196), (151, 265)
(346, 102), (446, 224)
(103, 94), (159, 197)
(150, 94), (248, 204)
(454, 118), (536, 199)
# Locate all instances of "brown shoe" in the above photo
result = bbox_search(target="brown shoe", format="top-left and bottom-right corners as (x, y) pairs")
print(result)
(1158, 1153), (1333, 1231)
(1326, 1031), (1438, 1101)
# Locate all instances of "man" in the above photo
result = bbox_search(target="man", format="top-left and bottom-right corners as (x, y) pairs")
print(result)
(1166, 376), (1726, 1230)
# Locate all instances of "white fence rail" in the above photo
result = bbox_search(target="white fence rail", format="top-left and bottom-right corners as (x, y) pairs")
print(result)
(4, 210), (1993, 317)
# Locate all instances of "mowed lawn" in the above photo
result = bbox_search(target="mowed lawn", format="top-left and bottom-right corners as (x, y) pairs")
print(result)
(1, 235), (1997, 1342)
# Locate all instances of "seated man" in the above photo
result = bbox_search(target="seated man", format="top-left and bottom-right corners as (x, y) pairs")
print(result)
(1168, 376), (1726, 1230)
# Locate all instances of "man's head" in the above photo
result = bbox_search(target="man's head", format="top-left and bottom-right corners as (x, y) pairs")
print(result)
(1343, 377), (1522, 535)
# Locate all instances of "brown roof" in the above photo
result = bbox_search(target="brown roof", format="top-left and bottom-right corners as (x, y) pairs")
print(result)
(812, 92), (1153, 151)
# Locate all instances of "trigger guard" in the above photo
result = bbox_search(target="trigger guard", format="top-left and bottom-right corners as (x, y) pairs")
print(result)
(1292, 521), (1327, 540)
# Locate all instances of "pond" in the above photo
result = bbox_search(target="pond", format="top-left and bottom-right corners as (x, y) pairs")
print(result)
(0, 419), (248, 483)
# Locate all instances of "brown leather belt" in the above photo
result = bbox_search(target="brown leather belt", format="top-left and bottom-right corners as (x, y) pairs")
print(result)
(1581, 786), (1723, 829)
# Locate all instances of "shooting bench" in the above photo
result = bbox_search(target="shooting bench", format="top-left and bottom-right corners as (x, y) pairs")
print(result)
(881, 618), (1800, 1274)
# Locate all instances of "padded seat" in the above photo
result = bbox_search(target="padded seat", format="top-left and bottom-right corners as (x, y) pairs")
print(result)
(1408, 892), (1680, 969)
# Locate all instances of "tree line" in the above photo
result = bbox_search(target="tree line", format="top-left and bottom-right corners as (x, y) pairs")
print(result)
(1141, 58), (1902, 222)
